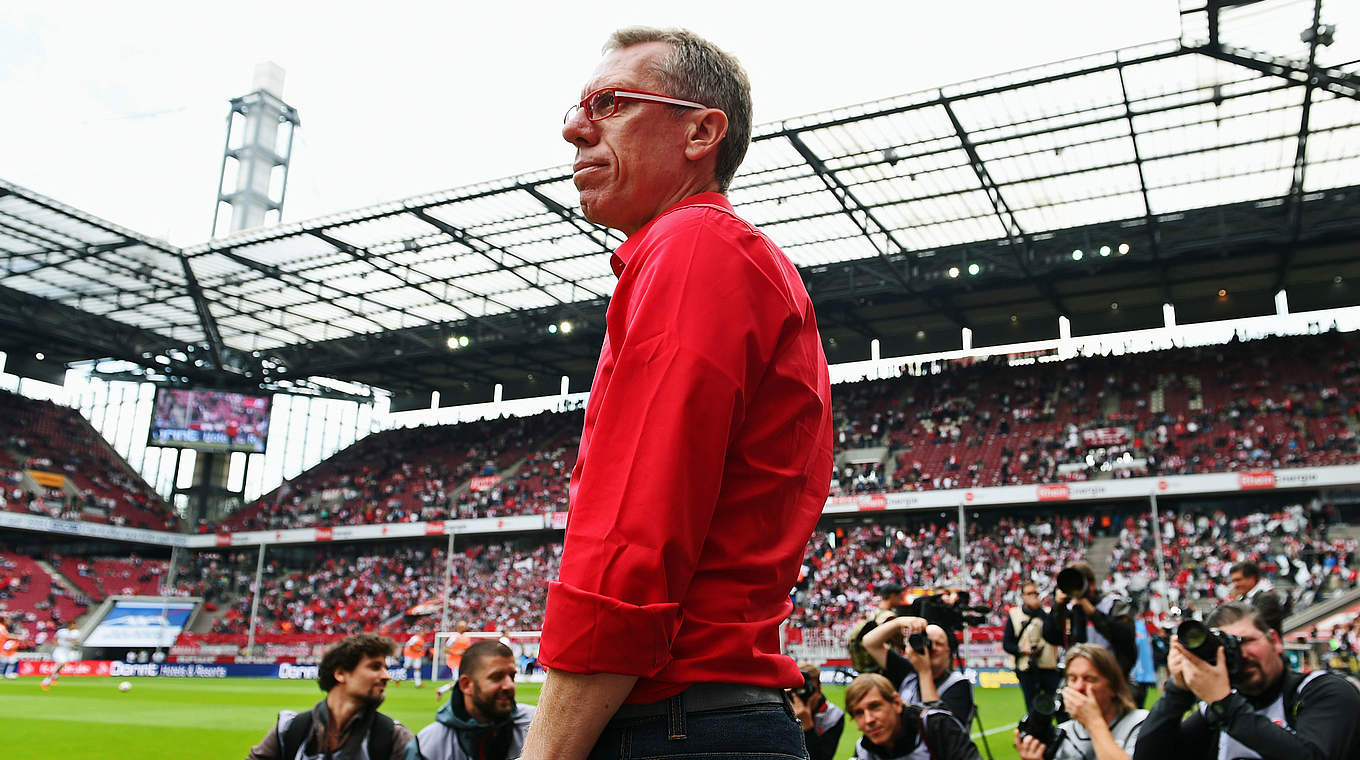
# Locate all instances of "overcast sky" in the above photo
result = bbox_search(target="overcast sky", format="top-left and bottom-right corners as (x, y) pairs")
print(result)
(1, 1), (1189, 246)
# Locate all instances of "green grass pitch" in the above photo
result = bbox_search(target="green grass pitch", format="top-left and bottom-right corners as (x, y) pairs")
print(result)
(0, 676), (1050, 759)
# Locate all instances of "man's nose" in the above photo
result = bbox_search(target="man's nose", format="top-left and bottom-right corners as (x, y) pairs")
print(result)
(563, 109), (596, 145)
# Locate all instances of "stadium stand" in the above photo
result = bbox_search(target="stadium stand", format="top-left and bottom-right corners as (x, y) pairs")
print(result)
(0, 552), (88, 630)
(155, 500), (1355, 641)
(216, 410), (574, 532)
(202, 332), (1360, 532)
(0, 390), (175, 530)
(54, 555), (169, 600)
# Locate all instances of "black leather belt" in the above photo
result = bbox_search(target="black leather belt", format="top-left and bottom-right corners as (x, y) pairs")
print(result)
(611, 682), (788, 720)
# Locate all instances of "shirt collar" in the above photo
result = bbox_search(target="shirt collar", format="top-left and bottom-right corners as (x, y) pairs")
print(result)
(609, 192), (733, 277)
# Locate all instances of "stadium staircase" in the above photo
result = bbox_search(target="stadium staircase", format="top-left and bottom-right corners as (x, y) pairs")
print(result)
(1085, 535), (1120, 582)
(36, 559), (86, 600)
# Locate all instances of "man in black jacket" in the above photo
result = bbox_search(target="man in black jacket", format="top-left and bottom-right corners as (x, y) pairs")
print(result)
(846, 674), (980, 760)
(246, 634), (420, 760)
(1043, 561), (1136, 678)
(1133, 601), (1359, 760)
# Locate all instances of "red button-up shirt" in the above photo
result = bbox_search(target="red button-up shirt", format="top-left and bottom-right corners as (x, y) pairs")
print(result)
(538, 192), (833, 704)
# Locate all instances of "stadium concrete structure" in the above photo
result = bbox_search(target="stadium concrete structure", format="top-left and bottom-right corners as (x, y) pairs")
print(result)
(2, 4), (1359, 659)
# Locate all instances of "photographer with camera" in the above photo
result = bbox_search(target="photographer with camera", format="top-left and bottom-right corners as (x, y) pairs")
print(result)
(789, 663), (844, 760)
(1044, 562), (1137, 678)
(1014, 644), (1148, 760)
(1006, 581), (1062, 712)
(846, 673), (981, 760)
(860, 614), (975, 723)
(1134, 601), (1360, 760)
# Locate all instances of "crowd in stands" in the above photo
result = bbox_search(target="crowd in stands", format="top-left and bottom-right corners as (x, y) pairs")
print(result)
(1108, 501), (1359, 615)
(2, 332), (1356, 535)
(214, 411), (578, 533)
(208, 331), (1360, 532)
(0, 390), (174, 530)
(209, 540), (561, 636)
(145, 499), (1350, 641)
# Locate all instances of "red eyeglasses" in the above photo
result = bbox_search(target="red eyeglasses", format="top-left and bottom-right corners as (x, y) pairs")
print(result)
(564, 87), (707, 123)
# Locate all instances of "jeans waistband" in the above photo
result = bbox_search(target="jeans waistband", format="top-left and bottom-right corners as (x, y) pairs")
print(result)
(611, 682), (787, 720)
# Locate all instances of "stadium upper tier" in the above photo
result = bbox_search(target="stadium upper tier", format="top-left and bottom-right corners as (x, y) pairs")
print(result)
(0, 391), (177, 531)
(195, 330), (1360, 534)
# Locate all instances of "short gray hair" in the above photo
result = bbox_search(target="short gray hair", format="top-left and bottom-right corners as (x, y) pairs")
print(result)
(605, 27), (752, 192)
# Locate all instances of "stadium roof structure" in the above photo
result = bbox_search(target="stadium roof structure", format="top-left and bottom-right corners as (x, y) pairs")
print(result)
(2, 1), (1359, 408)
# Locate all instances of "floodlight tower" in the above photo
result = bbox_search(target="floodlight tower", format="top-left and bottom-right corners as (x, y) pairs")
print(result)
(211, 62), (300, 237)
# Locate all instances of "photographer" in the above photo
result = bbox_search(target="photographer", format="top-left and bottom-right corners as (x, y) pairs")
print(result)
(790, 663), (844, 760)
(861, 615), (975, 723)
(1134, 601), (1360, 760)
(1043, 562), (1136, 677)
(846, 673), (981, 760)
(1005, 581), (1061, 711)
(1014, 644), (1148, 760)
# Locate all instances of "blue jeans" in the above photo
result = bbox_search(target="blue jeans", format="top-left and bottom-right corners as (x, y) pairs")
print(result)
(588, 696), (809, 760)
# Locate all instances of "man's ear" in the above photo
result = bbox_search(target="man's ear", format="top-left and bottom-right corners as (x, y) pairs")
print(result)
(684, 108), (729, 162)
(458, 672), (473, 695)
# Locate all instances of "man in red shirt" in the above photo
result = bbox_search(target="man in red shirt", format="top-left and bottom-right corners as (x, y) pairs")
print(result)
(520, 26), (833, 760)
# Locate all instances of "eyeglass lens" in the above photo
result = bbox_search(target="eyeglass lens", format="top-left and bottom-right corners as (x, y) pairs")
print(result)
(586, 90), (616, 120)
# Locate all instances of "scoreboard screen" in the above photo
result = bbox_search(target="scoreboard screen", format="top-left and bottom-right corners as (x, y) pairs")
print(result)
(147, 388), (272, 454)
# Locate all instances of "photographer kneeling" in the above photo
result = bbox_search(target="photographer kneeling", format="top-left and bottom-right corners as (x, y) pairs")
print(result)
(1134, 601), (1360, 760)
(860, 615), (975, 723)
(790, 663), (844, 760)
(1014, 644), (1148, 760)
(847, 674), (981, 760)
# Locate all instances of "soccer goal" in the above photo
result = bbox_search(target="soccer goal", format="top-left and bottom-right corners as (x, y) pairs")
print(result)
(432, 629), (542, 682)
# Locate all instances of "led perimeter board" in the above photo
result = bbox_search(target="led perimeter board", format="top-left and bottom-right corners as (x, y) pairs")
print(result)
(147, 388), (272, 454)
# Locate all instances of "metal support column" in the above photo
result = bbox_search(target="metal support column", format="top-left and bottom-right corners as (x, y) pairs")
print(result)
(245, 543), (267, 658)
(1148, 493), (1169, 607)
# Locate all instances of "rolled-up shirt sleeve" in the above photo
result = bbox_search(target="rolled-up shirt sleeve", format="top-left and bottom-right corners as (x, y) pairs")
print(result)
(539, 204), (800, 680)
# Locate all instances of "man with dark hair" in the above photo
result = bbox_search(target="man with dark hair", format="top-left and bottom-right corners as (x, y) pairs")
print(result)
(1044, 561), (1137, 678)
(522, 24), (831, 760)
(417, 640), (534, 760)
(1228, 561), (1266, 600)
(1134, 601), (1360, 760)
(846, 673), (980, 760)
(1229, 560), (1286, 633)
(247, 633), (419, 760)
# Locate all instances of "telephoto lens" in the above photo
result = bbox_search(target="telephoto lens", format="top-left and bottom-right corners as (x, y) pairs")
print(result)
(1055, 568), (1087, 597)
(1176, 620), (1219, 663)
(1017, 691), (1065, 760)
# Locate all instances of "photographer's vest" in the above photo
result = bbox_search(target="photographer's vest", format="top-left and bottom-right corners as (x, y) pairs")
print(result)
(899, 670), (969, 716)
(1010, 607), (1058, 671)
(855, 705), (960, 760)
(1201, 671), (1324, 760)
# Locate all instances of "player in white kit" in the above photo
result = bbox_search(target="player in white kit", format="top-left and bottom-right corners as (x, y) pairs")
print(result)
(41, 621), (80, 690)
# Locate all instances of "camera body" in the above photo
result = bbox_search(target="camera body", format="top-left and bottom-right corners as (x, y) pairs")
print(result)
(893, 591), (990, 642)
(792, 668), (819, 701)
(1017, 691), (1066, 760)
(1176, 620), (1245, 682)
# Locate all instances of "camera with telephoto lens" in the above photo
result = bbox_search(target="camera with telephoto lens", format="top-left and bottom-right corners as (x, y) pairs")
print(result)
(1055, 567), (1087, 598)
(894, 590), (991, 640)
(1176, 620), (1245, 682)
(1017, 691), (1066, 760)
